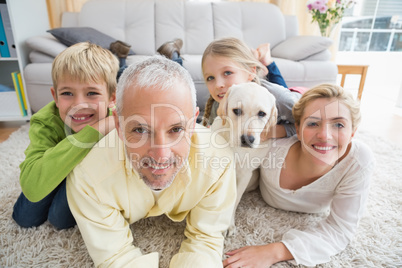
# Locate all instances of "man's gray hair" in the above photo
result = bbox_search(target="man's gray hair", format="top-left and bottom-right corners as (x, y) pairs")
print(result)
(116, 55), (197, 116)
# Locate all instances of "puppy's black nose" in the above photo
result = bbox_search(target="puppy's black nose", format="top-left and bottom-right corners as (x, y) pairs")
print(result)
(241, 135), (255, 146)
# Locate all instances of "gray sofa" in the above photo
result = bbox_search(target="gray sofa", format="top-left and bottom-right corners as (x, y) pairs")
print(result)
(24, 0), (337, 113)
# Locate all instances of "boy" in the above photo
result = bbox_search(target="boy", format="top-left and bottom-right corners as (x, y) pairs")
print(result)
(12, 42), (119, 229)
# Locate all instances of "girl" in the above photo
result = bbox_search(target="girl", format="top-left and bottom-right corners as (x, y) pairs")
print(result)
(201, 37), (301, 138)
(223, 84), (375, 267)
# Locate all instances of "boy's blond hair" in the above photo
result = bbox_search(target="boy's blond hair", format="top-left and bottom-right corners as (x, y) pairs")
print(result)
(292, 84), (361, 131)
(51, 42), (119, 97)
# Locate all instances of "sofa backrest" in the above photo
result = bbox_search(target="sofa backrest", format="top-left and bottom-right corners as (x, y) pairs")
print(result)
(68, 0), (294, 55)
(212, 2), (286, 50)
(154, 0), (214, 55)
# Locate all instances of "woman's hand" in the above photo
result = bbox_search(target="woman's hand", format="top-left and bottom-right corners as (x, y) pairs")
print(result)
(222, 243), (293, 268)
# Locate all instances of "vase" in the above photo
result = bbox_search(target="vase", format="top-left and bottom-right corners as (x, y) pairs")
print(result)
(319, 23), (338, 38)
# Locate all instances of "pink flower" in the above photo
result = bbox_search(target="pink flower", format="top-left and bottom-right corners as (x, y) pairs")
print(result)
(316, 0), (326, 6)
(312, 0), (326, 10)
(307, 4), (313, 10)
(319, 5), (328, 13)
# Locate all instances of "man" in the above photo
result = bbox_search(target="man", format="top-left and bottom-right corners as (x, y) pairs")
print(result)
(66, 56), (236, 267)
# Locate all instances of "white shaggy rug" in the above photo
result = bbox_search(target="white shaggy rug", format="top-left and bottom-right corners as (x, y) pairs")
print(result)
(0, 124), (401, 268)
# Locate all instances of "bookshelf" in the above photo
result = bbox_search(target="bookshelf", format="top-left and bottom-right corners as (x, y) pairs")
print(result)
(0, 0), (49, 121)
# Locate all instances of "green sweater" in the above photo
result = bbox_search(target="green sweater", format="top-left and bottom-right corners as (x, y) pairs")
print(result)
(20, 101), (103, 202)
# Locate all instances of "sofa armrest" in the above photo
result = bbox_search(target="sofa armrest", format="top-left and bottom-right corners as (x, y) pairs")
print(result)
(26, 34), (68, 59)
(29, 50), (55, 63)
(271, 35), (333, 61)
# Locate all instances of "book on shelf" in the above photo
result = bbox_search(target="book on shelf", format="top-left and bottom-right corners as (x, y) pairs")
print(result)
(0, 11), (9, 57)
(0, 1), (16, 58)
(11, 71), (27, 116)
(17, 72), (27, 110)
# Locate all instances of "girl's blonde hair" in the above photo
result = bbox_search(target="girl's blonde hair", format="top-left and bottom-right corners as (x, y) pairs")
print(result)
(292, 84), (361, 130)
(201, 37), (266, 126)
(51, 42), (119, 97)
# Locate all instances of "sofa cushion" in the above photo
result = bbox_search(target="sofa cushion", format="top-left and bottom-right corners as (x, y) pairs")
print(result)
(273, 57), (337, 88)
(303, 49), (332, 61)
(47, 27), (135, 54)
(272, 36), (333, 61)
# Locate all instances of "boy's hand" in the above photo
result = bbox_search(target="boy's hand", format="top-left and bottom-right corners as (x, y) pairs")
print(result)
(91, 116), (116, 136)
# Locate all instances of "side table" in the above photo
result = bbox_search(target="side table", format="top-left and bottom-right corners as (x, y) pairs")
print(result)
(337, 65), (369, 100)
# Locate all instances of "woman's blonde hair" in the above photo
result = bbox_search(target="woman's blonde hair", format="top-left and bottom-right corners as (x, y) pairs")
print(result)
(201, 37), (266, 126)
(292, 84), (361, 130)
(51, 42), (119, 97)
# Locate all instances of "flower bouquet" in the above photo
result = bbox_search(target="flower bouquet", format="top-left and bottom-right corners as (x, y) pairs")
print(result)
(307, 0), (357, 37)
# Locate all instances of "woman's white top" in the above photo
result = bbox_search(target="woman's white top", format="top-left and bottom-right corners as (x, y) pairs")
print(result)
(259, 136), (375, 266)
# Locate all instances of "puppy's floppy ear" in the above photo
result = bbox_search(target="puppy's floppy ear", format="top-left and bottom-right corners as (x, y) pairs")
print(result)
(264, 104), (278, 135)
(217, 88), (232, 125)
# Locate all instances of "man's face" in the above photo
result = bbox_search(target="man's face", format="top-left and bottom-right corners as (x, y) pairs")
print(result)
(115, 83), (199, 191)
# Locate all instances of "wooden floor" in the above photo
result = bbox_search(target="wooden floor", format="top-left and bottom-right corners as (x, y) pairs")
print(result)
(0, 120), (27, 143)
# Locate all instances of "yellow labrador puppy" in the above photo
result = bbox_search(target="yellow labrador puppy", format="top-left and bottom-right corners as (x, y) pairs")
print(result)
(211, 82), (277, 235)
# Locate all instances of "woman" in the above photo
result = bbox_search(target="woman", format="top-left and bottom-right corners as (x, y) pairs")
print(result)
(223, 84), (375, 267)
